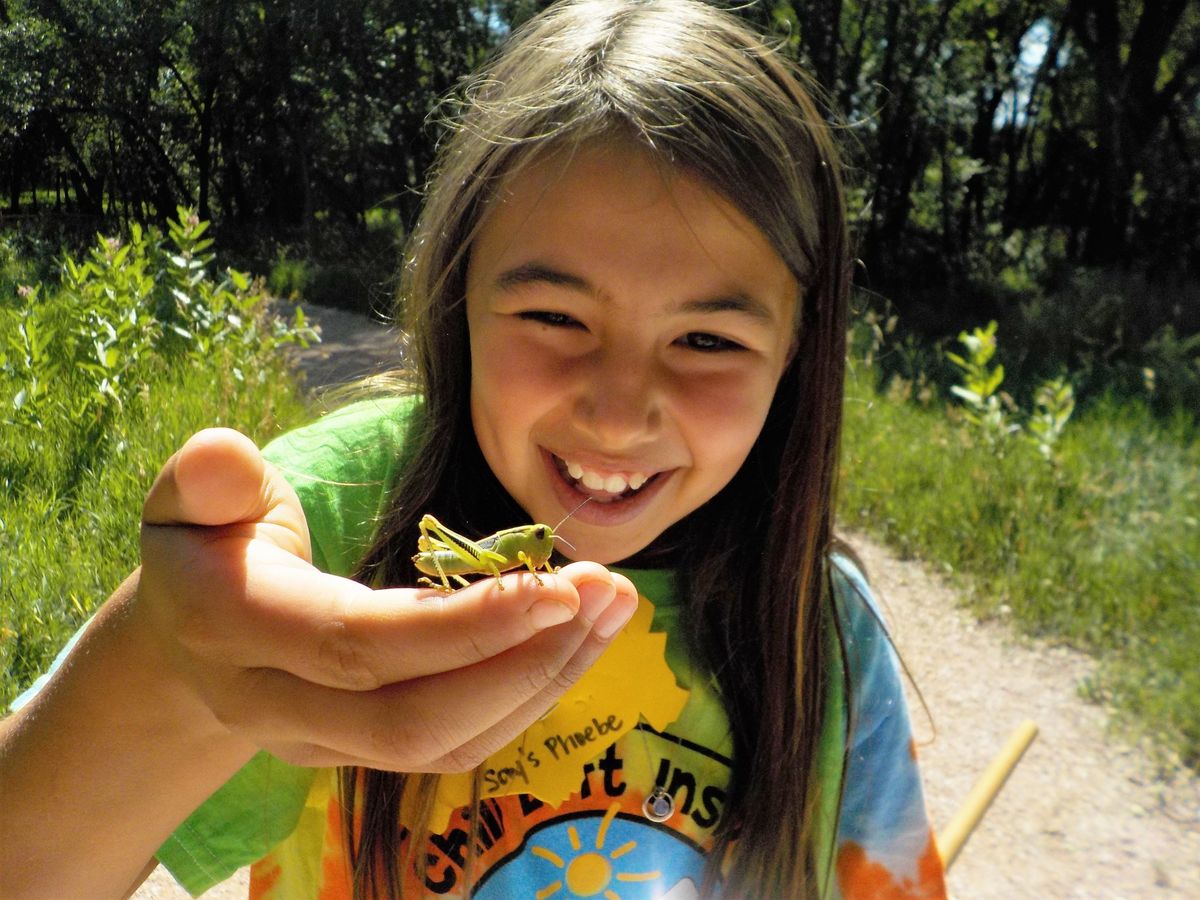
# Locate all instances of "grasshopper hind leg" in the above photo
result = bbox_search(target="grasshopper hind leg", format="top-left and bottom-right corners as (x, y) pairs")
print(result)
(418, 573), (471, 592)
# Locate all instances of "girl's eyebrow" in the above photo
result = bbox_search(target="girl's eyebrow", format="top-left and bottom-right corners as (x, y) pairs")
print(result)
(495, 263), (588, 293)
(494, 262), (777, 323)
(677, 295), (775, 323)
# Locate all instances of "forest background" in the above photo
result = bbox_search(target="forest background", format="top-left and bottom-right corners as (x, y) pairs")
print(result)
(3, 0), (1198, 405)
(2, 1), (1198, 763)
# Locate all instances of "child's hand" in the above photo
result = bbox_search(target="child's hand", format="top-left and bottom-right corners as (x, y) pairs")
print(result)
(0, 428), (637, 897)
(136, 427), (639, 773)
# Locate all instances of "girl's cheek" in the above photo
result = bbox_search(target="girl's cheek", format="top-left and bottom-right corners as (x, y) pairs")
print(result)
(474, 330), (577, 404)
(672, 366), (773, 421)
(670, 369), (780, 463)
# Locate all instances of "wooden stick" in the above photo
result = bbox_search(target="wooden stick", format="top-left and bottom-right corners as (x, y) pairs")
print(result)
(938, 719), (1039, 870)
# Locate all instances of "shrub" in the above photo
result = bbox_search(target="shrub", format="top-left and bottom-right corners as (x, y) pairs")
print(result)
(1, 210), (315, 707)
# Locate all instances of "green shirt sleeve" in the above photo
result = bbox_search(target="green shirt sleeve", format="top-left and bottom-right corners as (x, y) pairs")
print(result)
(260, 395), (418, 576)
(156, 395), (418, 895)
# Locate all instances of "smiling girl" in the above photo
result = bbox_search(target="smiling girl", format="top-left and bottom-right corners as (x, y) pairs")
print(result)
(466, 141), (797, 558)
(1, 2), (946, 898)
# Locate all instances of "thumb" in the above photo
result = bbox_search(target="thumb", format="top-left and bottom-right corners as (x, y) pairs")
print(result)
(143, 428), (275, 528)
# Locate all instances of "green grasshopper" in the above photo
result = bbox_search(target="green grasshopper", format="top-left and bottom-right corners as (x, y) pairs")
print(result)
(412, 504), (587, 591)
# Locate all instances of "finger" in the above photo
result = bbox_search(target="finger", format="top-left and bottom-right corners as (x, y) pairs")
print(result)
(210, 573), (640, 772)
(421, 570), (640, 771)
(143, 428), (265, 526)
(216, 618), (588, 769)
(210, 571), (636, 769)
(141, 428), (309, 559)
(213, 557), (589, 688)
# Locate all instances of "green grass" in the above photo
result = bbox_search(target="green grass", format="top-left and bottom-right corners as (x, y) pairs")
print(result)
(0, 358), (310, 706)
(840, 368), (1200, 765)
(0, 218), (313, 709)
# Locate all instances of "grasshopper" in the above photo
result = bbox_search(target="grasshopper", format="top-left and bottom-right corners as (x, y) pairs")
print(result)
(412, 500), (589, 592)
(412, 515), (560, 592)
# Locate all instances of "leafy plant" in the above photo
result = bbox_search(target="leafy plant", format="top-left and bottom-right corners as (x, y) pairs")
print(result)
(1, 214), (315, 709)
(946, 320), (1020, 450)
(947, 320), (1076, 463)
(2, 208), (318, 504)
(5, 208), (315, 422)
(1026, 376), (1076, 463)
(841, 368), (1200, 766)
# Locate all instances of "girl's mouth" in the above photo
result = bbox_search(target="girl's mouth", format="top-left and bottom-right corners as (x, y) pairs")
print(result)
(549, 453), (662, 503)
(540, 448), (676, 535)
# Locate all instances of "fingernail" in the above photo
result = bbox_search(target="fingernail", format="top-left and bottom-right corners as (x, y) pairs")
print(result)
(577, 579), (615, 622)
(528, 598), (576, 630)
(592, 595), (635, 640)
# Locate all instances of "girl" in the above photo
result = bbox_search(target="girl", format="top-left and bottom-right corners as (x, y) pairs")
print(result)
(1, 1), (947, 898)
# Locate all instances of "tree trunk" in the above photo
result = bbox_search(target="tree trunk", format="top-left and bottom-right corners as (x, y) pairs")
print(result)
(1066, 0), (1197, 263)
(798, 0), (844, 94)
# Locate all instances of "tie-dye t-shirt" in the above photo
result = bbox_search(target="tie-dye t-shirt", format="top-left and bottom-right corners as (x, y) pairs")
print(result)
(14, 398), (946, 898)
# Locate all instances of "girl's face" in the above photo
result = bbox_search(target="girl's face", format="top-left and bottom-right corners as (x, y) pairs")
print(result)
(466, 141), (798, 564)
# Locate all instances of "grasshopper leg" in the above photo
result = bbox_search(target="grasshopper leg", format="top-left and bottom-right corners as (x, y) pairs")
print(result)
(418, 573), (470, 592)
(430, 548), (465, 592)
(517, 550), (545, 587)
(485, 560), (506, 591)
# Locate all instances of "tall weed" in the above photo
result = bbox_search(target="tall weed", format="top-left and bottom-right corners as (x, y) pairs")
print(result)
(1, 211), (315, 707)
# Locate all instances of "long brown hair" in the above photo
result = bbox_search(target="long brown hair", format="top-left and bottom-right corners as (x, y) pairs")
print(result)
(341, 1), (852, 896)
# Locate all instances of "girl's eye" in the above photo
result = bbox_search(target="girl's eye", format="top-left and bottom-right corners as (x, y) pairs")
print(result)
(677, 332), (745, 353)
(518, 310), (585, 329)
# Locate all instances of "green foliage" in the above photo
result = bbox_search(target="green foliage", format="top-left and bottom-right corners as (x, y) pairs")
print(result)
(268, 252), (313, 300)
(258, 206), (402, 315)
(1139, 325), (1200, 415)
(1, 0), (499, 228)
(1026, 376), (1076, 462)
(946, 321), (1019, 450)
(0, 225), (62, 299)
(946, 320), (1077, 462)
(2, 209), (315, 490)
(841, 363), (1200, 767)
(0, 213), (314, 708)
(1003, 266), (1200, 416)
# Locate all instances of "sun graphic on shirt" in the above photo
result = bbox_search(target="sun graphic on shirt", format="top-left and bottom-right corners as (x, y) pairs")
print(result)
(532, 802), (661, 898)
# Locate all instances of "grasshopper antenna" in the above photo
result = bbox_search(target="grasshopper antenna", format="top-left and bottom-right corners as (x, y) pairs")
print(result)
(550, 498), (591, 553)
(553, 497), (592, 532)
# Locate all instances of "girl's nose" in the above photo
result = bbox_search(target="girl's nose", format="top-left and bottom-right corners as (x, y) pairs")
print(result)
(572, 350), (662, 449)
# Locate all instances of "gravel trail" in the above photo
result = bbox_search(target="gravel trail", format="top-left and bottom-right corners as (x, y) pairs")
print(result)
(134, 304), (1200, 899)
(852, 535), (1199, 899)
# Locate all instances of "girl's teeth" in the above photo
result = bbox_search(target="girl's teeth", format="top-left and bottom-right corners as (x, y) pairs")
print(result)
(560, 456), (650, 495)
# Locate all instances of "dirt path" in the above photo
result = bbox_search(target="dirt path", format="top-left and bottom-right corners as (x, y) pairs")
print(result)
(852, 536), (1199, 898)
(135, 304), (1199, 899)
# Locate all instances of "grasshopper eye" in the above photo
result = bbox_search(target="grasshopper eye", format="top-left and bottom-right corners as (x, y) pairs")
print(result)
(533, 526), (548, 540)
